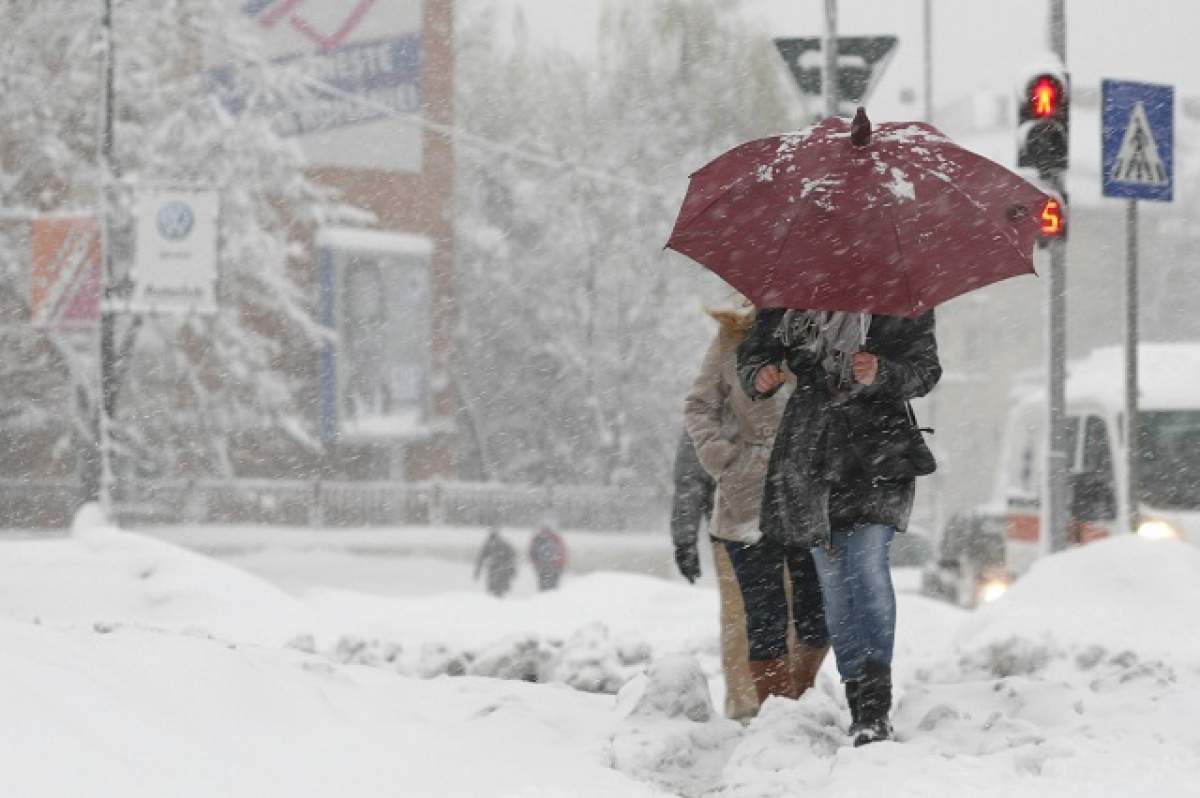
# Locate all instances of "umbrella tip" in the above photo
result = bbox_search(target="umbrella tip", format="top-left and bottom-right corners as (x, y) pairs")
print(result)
(850, 107), (872, 147)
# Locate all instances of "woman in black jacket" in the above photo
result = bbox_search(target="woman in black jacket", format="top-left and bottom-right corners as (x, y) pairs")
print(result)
(737, 308), (940, 745)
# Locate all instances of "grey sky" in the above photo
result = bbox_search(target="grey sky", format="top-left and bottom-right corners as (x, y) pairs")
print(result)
(506, 0), (1200, 119)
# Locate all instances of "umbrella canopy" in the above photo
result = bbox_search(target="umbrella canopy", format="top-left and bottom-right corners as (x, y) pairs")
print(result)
(666, 110), (1053, 317)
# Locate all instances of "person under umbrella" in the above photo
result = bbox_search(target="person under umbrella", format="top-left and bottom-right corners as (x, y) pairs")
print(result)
(683, 296), (829, 719)
(667, 108), (1047, 744)
(738, 307), (939, 745)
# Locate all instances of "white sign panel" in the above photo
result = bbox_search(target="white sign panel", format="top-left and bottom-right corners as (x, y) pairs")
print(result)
(131, 189), (219, 315)
(215, 1), (425, 173)
(316, 228), (432, 441)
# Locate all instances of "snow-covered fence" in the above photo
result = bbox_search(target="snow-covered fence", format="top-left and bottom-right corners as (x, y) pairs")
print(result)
(0, 479), (666, 530)
(101, 479), (666, 531)
(0, 480), (80, 529)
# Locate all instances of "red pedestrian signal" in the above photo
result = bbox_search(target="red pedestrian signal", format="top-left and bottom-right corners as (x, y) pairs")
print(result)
(1030, 77), (1060, 118)
(1039, 197), (1065, 243)
(1017, 68), (1070, 176)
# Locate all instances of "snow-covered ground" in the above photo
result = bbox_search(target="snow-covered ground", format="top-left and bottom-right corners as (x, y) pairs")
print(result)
(1, 513), (1197, 797)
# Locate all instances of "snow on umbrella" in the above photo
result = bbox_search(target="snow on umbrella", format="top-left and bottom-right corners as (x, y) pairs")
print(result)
(665, 109), (1053, 317)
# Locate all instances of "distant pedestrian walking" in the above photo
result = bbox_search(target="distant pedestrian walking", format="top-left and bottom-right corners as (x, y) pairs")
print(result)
(475, 527), (517, 597)
(529, 520), (568, 591)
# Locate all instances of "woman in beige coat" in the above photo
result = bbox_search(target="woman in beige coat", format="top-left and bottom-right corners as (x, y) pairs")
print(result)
(684, 302), (829, 718)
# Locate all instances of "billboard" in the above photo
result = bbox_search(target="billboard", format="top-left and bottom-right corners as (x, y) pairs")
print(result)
(213, 1), (425, 172)
(317, 228), (432, 441)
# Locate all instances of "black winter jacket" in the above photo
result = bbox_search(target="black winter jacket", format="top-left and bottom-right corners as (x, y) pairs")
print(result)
(737, 309), (941, 548)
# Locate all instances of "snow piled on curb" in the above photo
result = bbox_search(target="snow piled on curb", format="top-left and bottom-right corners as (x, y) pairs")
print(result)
(0, 508), (310, 643)
(957, 536), (1200, 659)
(2, 521), (1200, 796)
(611, 655), (741, 796)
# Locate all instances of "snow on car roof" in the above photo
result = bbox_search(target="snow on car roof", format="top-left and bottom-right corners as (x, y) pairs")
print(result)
(1010, 342), (1200, 411)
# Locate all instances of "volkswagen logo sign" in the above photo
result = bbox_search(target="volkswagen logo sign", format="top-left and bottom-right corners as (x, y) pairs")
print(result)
(156, 200), (195, 241)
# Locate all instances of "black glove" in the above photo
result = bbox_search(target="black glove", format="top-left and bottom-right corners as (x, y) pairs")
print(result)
(674, 541), (701, 583)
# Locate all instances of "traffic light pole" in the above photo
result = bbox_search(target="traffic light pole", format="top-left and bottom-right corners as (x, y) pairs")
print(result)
(1042, 0), (1070, 555)
(1043, 172), (1069, 555)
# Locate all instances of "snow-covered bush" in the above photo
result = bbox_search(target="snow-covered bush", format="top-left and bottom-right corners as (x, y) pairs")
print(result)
(614, 632), (654, 668)
(467, 634), (543, 682)
(625, 654), (716, 723)
(610, 654), (740, 796)
(298, 623), (655, 694)
(543, 622), (630, 694)
(417, 642), (472, 679)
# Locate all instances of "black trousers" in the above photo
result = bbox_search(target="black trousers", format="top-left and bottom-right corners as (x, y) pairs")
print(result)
(724, 537), (829, 661)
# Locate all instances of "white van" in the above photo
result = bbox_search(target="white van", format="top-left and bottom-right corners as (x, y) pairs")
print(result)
(1000, 344), (1200, 576)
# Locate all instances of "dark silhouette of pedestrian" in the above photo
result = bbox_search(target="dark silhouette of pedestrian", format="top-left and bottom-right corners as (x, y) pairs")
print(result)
(529, 520), (568, 591)
(475, 527), (517, 597)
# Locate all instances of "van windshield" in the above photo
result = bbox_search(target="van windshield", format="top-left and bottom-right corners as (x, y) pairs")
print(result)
(1138, 411), (1200, 510)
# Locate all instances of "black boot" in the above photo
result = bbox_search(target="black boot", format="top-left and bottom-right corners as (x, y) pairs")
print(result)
(844, 679), (864, 737)
(852, 661), (892, 747)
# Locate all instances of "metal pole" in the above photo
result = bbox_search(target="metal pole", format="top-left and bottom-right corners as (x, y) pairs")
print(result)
(922, 0), (943, 541)
(824, 0), (839, 117)
(1042, 0), (1069, 554)
(1044, 181), (1069, 554)
(1125, 199), (1139, 536)
(1050, 0), (1067, 63)
(923, 0), (934, 123)
(95, 0), (116, 517)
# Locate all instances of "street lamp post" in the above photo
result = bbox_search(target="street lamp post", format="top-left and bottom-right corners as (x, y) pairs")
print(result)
(94, 0), (117, 516)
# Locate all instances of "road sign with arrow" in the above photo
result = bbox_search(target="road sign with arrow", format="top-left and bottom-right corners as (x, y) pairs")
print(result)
(774, 36), (897, 114)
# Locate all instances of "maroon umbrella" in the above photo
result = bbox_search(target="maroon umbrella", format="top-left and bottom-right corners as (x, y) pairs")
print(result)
(666, 109), (1052, 317)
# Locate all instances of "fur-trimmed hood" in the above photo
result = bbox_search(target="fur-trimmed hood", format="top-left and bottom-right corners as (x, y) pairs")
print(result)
(705, 293), (755, 340)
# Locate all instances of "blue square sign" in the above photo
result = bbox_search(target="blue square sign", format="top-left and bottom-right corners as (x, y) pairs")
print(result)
(1102, 79), (1174, 202)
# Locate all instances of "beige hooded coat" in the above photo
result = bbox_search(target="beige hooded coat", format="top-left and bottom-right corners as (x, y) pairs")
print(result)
(683, 313), (791, 544)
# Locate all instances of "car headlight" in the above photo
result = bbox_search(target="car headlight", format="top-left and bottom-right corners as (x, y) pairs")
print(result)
(1136, 520), (1180, 541)
(979, 579), (1008, 603)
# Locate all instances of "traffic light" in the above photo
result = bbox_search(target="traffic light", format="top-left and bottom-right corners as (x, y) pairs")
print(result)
(1017, 69), (1069, 176)
(1037, 194), (1067, 246)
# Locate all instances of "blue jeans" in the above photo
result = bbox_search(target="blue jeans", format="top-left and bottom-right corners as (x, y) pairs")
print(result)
(724, 537), (829, 661)
(810, 524), (896, 682)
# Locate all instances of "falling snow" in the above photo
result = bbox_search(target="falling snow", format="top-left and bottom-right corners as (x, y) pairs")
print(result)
(1, 1), (1200, 796)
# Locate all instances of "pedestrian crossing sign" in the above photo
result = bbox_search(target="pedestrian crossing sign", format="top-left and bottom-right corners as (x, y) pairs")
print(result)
(1102, 79), (1173, 202)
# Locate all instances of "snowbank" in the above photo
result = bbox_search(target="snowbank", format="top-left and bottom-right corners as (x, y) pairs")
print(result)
(0, 616), (661, 798)
(0, 515), (310, 644)
(3, 520), (1200, 796)
(304, 570), (716, 655)
(957, 536), (1200, 660)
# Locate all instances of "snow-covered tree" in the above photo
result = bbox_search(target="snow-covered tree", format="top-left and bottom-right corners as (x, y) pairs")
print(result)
(455, 0), (794, 489)
(0, 1), (350, 497)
